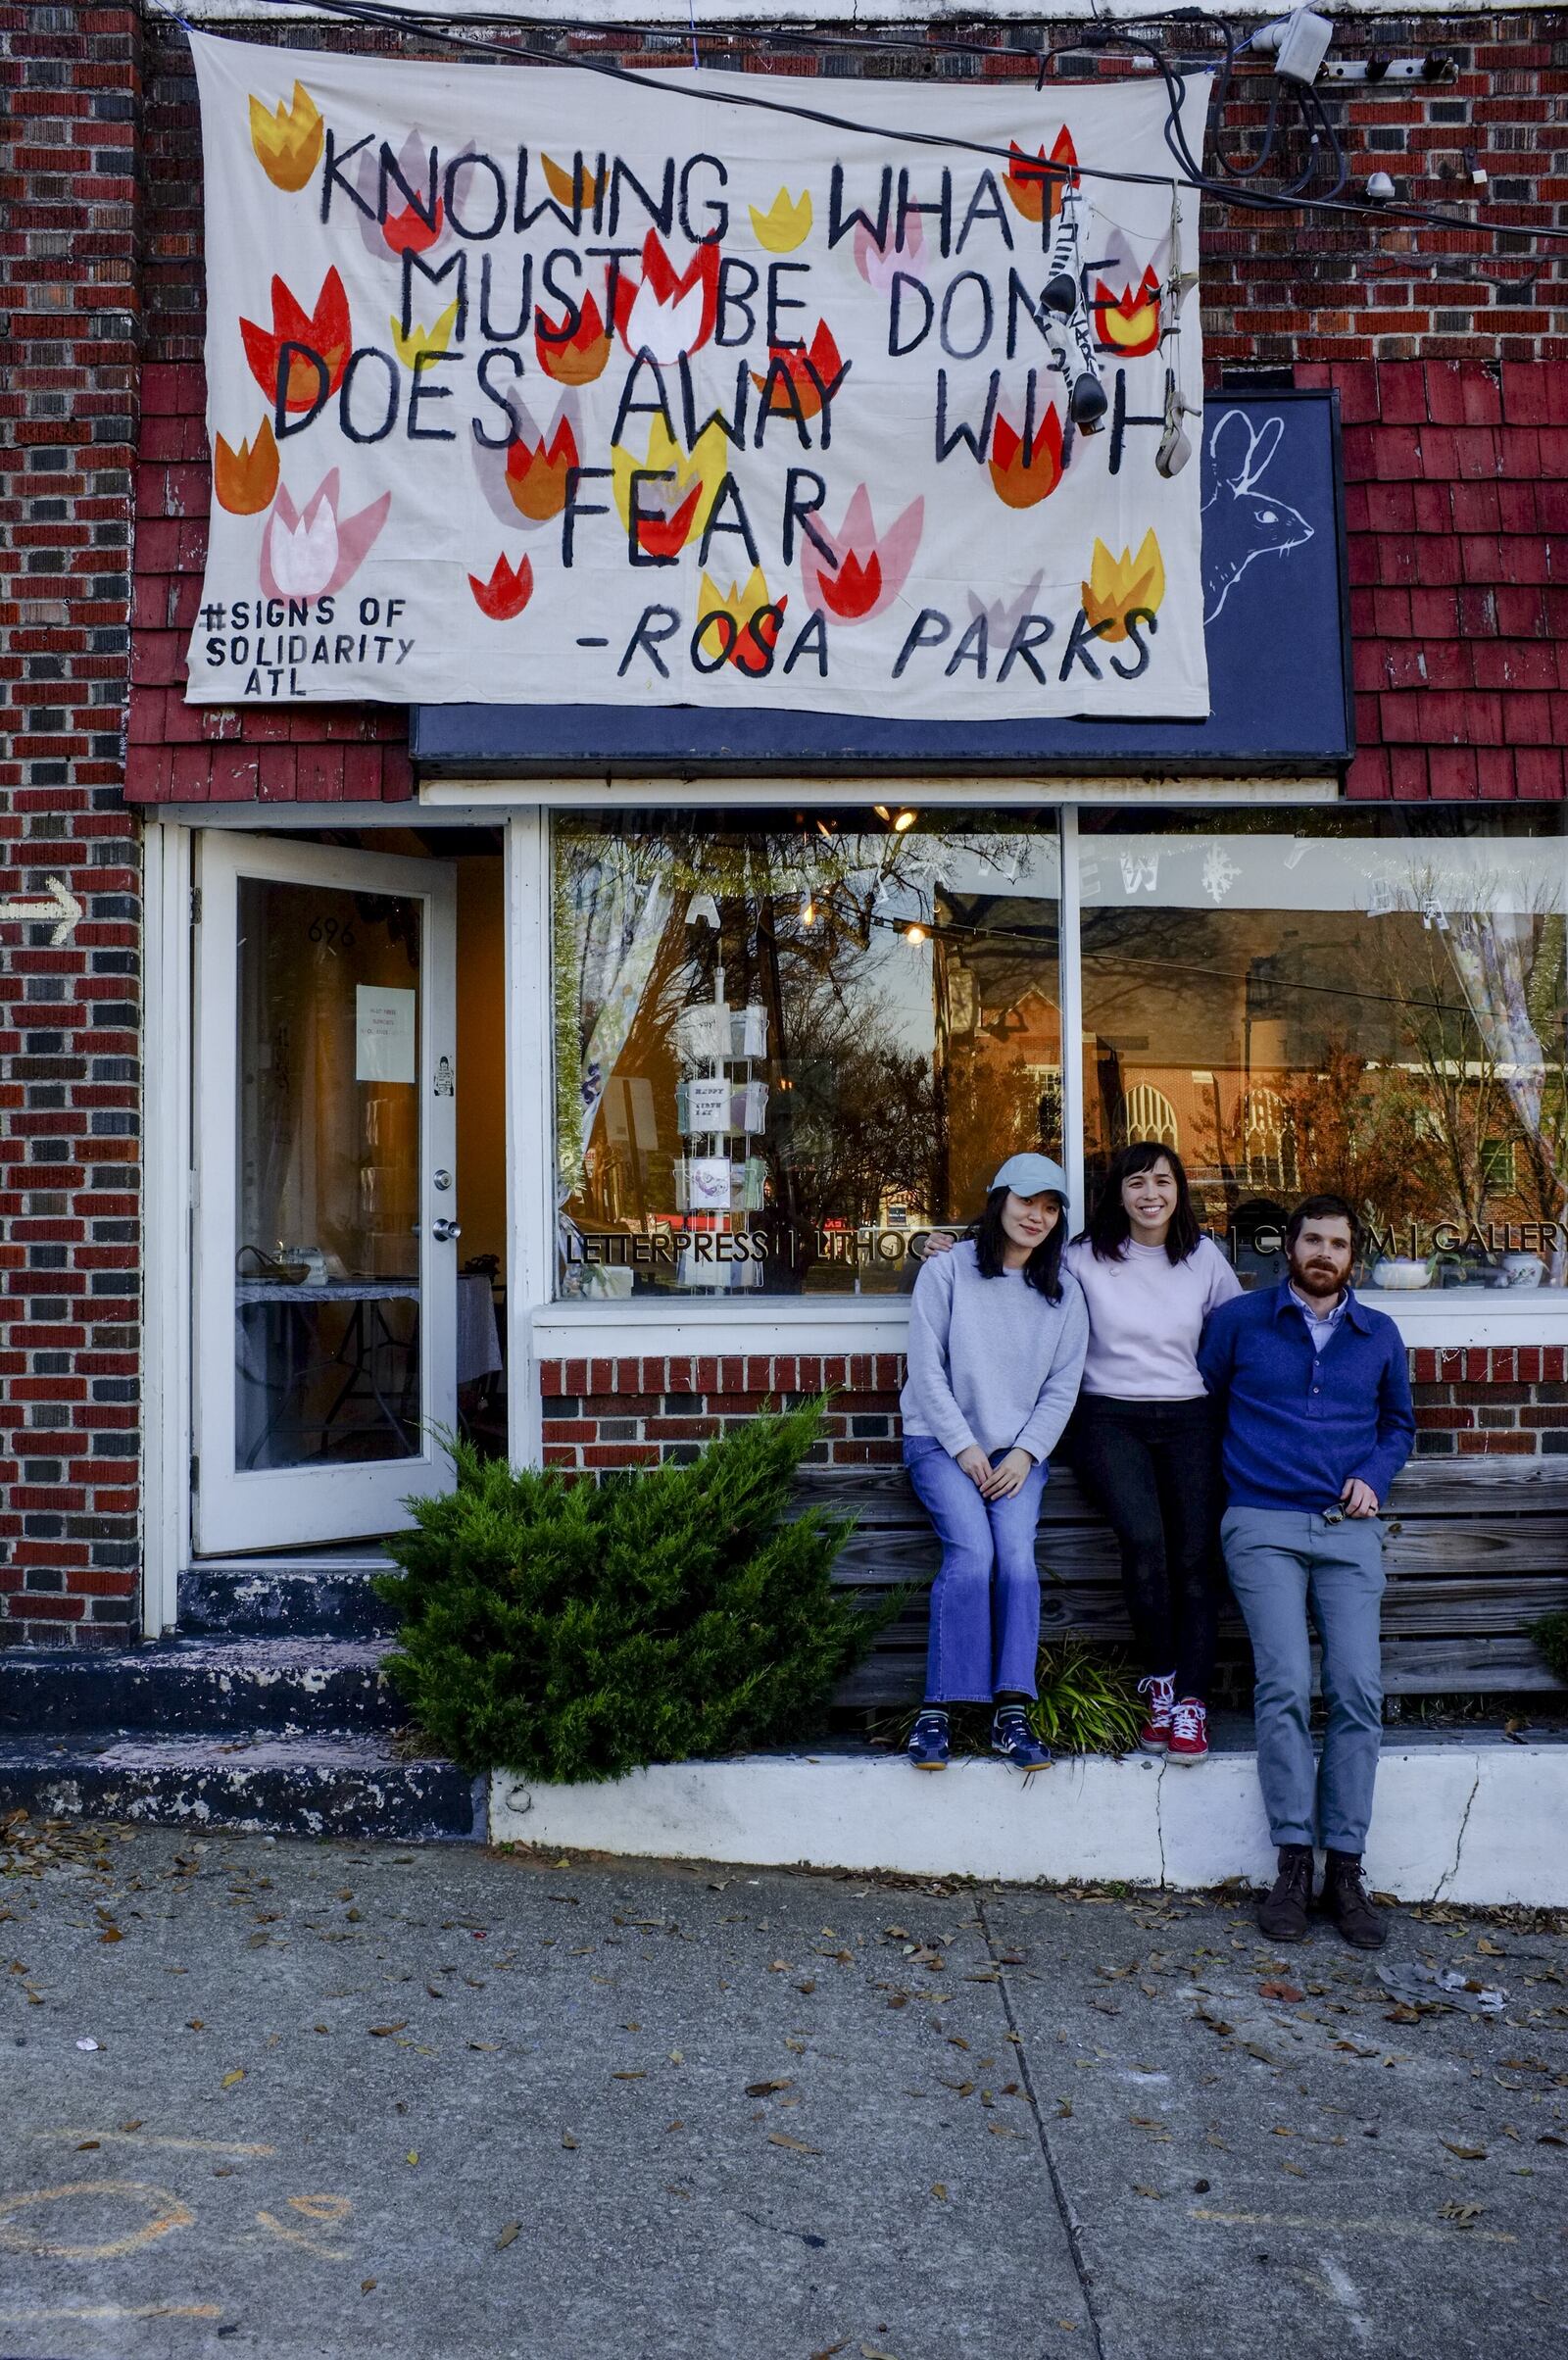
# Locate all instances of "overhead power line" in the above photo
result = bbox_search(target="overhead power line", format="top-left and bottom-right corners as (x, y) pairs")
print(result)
(149, 0), (1568, 253)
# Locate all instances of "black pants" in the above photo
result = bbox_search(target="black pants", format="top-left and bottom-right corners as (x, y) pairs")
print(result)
(1070, 1396), (1224, 1702)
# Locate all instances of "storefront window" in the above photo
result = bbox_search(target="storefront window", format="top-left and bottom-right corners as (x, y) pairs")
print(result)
(552, 811), (1061, 1296)
(1079, 812), (1568, 1292)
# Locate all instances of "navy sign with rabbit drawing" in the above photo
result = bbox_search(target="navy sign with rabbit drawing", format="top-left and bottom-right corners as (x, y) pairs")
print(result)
(415, 390), (1351, 775)
(1202, 411), (1315, 624)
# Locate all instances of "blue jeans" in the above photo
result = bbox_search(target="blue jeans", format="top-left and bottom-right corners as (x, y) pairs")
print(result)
(1221, 1505), (1387, 1853)
(905, 1436), (1048, 1703)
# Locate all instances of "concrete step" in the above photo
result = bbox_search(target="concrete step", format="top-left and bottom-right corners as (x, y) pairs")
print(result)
(178, 1553), (399, 1639)
(0, 1637), (400, 1737)
(0, 1731), (482, 1843)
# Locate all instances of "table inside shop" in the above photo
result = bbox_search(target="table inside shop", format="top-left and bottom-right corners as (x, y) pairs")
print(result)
(234, 1275), (501, 1466)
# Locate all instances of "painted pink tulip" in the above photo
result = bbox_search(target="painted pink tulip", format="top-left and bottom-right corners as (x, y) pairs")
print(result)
(799, 483), (923, 625)
(853, 210), (927, 292)
(260, 471), (391, 600)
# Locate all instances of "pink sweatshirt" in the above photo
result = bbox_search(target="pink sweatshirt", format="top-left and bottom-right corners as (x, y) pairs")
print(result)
(1060, 1234), (1243, 1401)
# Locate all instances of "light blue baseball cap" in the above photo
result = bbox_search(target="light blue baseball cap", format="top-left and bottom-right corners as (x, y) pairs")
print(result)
(990, 1152), (1070, 1204)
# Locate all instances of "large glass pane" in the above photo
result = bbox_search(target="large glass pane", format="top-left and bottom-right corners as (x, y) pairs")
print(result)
(234, 878), (423, 1466)
(553, 811), (1060, 1297)
(1078, 811), (1568, 1291)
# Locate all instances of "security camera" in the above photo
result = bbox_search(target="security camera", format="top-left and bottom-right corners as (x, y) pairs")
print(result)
(1364, 171), (1396, 203)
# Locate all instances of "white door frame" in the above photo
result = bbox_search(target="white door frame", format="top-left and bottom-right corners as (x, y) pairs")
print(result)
(142, 816), (193, 1634)
(191, 830), (458, 1554)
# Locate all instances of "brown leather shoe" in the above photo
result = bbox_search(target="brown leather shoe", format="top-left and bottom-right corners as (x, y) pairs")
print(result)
(1323, 1851), (1388, 1950)
(1257, 1844), (1314, 1942)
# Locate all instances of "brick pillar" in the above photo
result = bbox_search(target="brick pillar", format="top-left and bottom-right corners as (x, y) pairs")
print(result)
(0, 4), (143, 1642)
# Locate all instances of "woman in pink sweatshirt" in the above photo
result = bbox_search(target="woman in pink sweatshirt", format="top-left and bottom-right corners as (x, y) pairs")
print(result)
(1060, 1144), (1242, 1764)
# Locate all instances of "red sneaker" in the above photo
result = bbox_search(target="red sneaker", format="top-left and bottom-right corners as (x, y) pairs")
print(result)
(1166, 1696), (1209, 1765)
(1137, 1671), (1175, 1754)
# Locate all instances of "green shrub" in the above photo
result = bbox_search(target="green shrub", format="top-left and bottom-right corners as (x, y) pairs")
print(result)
(885, 1638), (1146, 1758)
(1530, 1610), (1568, 1688)
(376, 1398), (870, 1782)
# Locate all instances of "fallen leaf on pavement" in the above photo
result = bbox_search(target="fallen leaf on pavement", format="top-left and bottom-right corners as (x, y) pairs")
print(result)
(931, 2182), (948, 2200)
(1258, 1982), (1303, 2002)
(368, 2023), (407, 2038)
(362, 2279), (376, 2292)
(746, 2079), (792, 2096)
(1443, 2143), (1488, 2160)
(562, 2132), (577, 2149)
(768, 2133), (820, 2155)
(612, 2070), (646, 2081)
(1440, 2200), (1483, 2226)
(1134, 2185), (1163, 2199)
(220, 2068), (245, 2089)
(496, 2222), (519, 2249)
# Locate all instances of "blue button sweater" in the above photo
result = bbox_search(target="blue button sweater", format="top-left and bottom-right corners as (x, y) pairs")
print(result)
(1197, 1282), (1415, 1513)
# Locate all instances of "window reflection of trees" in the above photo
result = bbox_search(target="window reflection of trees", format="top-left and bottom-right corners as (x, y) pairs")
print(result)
(1079, 848), (1566, 1284)
(553, 820), (1060, 1293)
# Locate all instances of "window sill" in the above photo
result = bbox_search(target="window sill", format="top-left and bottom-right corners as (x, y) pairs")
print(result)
(527, 1291), (1567, 1361)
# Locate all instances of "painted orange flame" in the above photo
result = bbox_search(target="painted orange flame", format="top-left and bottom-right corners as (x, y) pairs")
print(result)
(536, 291), (612, 387)
(248, 82), (322, 194)
(213, 419), (280, 516)
(697, 569), (787, 674)
(988, 407), (1064, 510)
(1005, 127), (1078, 224)
(469, 552), (535, 621)
(240, 270), (352, 412)
(1095, 267), (1161, 359)
(505, 419), (580, 523)
(541, 153), (605, 212)
(751, 320), (844, 420)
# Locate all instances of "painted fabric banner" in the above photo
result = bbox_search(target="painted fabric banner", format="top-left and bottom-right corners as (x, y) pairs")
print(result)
(186, 33), (1210, 720)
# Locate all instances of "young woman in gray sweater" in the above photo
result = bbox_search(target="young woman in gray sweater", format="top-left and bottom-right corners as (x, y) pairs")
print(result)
(899, 1154), (1089, 1771)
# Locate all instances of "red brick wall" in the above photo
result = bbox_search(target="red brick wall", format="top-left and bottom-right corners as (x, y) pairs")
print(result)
(1411, 1346), (1568, 1456)
(123, 11), (1568, 810)
(0, 5), (142, 1645)
(541, 1348), (1568, 1473)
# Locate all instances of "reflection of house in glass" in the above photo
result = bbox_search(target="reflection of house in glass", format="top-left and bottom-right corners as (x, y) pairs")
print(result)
(1078, 828), (1568, 1287)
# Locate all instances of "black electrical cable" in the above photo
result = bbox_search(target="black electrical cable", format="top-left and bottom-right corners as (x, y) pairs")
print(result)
(150, 0), (1568, 249)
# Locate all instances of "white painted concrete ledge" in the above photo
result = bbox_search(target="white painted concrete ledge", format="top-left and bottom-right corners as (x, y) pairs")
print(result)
(490, 1744), (1568, 1907)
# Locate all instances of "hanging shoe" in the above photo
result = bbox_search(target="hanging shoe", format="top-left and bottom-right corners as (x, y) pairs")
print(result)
(1166, 1696), (1209, 1765)
(991, 1703), (1053, 1771)
(907, 1709), (950, 1771)
(1137, 1671), (1176, 1754)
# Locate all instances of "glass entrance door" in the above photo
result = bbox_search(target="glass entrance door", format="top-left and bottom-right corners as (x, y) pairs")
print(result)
(193, 834), (459, 1552)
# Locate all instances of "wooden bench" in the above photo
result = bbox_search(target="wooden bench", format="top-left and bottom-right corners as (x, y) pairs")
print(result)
(800, 1458), (1568, 1709)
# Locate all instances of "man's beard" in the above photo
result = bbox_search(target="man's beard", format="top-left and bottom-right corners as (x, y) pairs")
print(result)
(1290, 1253), (1348, 1301)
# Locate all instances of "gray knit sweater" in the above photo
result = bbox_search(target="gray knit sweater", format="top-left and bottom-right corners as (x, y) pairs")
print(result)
(900, 1241), (1090, 1462)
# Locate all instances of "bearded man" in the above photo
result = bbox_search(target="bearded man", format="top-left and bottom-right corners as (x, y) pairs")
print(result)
(1198, 1195), (1415, 1951)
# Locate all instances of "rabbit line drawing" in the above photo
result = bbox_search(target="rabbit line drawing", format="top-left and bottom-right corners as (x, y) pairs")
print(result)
(1201, 411), (1313, 622)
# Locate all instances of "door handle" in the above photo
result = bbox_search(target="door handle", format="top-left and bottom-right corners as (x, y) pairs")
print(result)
(430, 1217), (463, 1244)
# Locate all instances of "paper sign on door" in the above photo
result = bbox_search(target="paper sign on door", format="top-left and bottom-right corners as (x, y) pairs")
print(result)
(356, 985), (416, 1084)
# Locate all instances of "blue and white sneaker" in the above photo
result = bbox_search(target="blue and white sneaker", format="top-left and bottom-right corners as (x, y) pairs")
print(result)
(992, 1705), (1052, 1771)
(907, 1709), (950, 1771)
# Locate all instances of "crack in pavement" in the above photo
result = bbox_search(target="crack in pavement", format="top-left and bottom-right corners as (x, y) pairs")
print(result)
(978, 1893), (1109, 2360)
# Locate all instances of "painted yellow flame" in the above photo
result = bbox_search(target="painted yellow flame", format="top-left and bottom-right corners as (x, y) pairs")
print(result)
(390, 301), (462, 371)
(612, 419), (729, 545)
(1081, 530), (1165, 643)
(750, 187), (813, 254)
(249, 82), (323, 194)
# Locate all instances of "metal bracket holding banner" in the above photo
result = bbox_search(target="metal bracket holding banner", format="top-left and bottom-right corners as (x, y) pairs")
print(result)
(413, 391), (1351, 778)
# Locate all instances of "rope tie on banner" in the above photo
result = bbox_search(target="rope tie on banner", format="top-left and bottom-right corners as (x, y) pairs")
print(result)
(688, 0), (701, 74)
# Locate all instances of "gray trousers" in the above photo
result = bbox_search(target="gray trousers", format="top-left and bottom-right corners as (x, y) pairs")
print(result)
(1221, 1506), (1386, 1855)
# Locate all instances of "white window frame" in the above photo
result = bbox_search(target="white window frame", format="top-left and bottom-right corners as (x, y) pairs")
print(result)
(517, 796), (1568, 1360)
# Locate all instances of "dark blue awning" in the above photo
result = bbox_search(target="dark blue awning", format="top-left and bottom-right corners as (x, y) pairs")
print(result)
(412, 389), (1350, 778)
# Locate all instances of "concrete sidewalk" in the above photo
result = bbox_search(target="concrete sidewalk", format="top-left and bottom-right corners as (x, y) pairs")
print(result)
(0, 1819), (1564, 2360)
